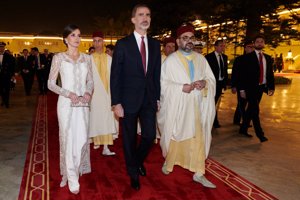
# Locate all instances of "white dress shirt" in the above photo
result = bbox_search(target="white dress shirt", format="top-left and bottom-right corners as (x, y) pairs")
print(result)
(134, 31), (149, 71)
(255, 50), (267, 84)
(214, 51), (224, 81)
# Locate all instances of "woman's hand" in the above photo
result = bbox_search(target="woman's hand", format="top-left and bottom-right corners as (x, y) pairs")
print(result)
(69, 92), (80, 104)
(80, 92), (92, 103)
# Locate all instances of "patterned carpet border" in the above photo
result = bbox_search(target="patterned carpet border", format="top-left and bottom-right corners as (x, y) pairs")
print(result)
(206, 159), (278, 200)
(19, 96), (49, 200)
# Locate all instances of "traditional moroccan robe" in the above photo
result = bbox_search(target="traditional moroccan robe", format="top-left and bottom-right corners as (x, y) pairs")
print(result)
(161, 54), (167, 63)
(89, 52), (118, 145)
(157, 51), (216, 174)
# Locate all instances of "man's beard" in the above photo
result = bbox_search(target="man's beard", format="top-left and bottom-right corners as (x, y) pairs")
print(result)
(140, 21), (150, 29)
(181, 43), (194, 52)
(255, 46), (263, 50)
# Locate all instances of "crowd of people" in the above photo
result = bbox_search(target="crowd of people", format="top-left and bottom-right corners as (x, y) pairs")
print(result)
(0, 3), (276, 195)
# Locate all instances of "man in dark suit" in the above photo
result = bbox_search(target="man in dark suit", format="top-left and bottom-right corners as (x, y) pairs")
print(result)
(31, 47), (47, 95)
(0, 42), (15, 108)
(231, 41), (254, 125)
(18, 49), (34, 95)
(110, 4), (161, 190)
(238, 35), (275, 142)
(205, 40), (228, 128)
(43, 49), (53, 92)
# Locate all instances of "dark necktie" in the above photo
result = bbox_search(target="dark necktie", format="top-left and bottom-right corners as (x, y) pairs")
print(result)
(259, 52), (264, 84)
(219, 54), (224, 78)
(140, 36), (146, 75)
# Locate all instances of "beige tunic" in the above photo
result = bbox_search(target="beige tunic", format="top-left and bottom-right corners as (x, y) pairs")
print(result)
(89, 52), (118, 145)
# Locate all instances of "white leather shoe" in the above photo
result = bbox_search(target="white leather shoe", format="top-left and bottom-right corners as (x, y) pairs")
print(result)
(161, 163), (170, 175)
(112, 133), (118, 139)
(60, 176), (67, 187)
(102, 148), (116, 156)
(70, 189), (79, 194)
(193, 174), (216, 188)
(93, 145), (100, 149)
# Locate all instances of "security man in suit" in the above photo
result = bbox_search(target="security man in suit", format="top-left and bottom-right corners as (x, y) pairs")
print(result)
(238, 35), (275, 142)
(0, 42), (15, 108)
(205, 40), (228, 128)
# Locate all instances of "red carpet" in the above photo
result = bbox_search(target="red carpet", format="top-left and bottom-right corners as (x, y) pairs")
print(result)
(19, 92), (278, 200)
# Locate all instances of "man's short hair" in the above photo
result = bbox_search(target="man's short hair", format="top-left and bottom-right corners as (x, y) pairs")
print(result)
(244, 40), (253, 47)
(254, 35), (265, 42)
(131, 4), (150, 17)
(214, 40), (224, 46)
(106, 44), (115, 51)
(31, 47), (39, 52)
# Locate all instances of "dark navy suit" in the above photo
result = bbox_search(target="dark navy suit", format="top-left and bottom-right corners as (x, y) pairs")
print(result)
(0, 52), (15, 107)
(205, 51), (228, 126)
(110, 33), (161, 178)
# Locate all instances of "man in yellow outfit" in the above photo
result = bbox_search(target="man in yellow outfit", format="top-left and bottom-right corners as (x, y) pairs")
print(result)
(157, 24), (216, 188)
(89, 31), (118, 156)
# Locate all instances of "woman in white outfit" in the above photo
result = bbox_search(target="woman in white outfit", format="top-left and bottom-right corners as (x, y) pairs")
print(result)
(48, 24), (93, 194)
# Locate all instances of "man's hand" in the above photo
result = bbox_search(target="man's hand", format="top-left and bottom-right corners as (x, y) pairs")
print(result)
(193, 80), (206, 90)
(240, 90), (246, 99)
(182, 84), (194, 93)
(157, 100), (161, 111)
(268, 90), (274, 96)
(112, 104), (124, 118)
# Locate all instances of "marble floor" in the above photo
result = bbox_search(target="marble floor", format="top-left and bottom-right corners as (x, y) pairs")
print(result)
(0, 74), (299, 200)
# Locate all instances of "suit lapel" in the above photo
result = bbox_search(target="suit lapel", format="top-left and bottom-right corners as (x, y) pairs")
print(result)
(212, 53), (219, 69)
(252, 51), (260, 70)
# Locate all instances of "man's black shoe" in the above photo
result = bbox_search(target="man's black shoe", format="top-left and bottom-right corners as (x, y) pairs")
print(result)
(213, 124), (221, 128)
(130, 177), (140, 191)
(259, 136), (268, 143)
(138, 165), (146, 176)
(239, 131), (253, 137)
(233, 121), (241, 126)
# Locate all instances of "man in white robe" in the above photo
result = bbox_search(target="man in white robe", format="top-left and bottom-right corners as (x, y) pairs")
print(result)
(89, 31), (118, 156)
(157, 24), (216, 188)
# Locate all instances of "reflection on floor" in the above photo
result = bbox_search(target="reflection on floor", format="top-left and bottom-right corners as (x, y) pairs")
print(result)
(0, 75), (299, 200)
(210, 76), (300, 200)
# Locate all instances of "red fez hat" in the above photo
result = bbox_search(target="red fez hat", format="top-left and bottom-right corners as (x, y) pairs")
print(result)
(176, 24), (195, 38)
(92, 31), (104, 38)
(163, 37), (176, 46)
